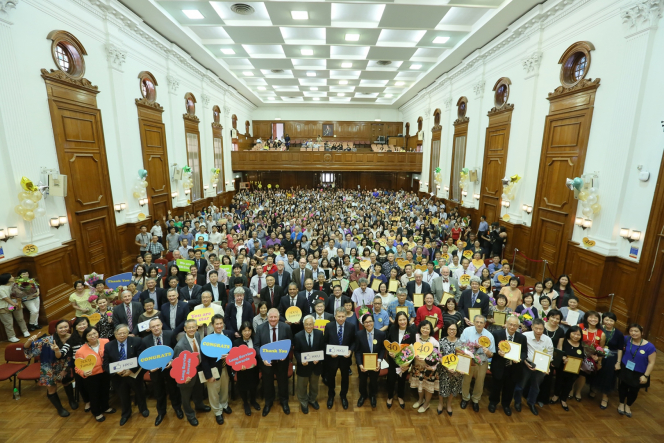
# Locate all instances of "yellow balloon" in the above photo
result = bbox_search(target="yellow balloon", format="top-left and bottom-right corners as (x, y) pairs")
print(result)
(23, 211), (35, 221)
(18, 191), (31, 202)
(29, 191), (43, 202)
(578, 191), (588, 201)
(591, 203), (601, 214)
(21, 199), (37, 210)
(132, 191), (141, 198)
(14, 205), (26, 215)
(20, 176), (37, 192)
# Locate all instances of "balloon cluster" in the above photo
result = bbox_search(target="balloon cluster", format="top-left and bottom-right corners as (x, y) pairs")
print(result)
(210, 168), (220, 188)
(459, 168), (470, 190)
(501, 174), (521, 201)
(578, 185), (601, 218)
(132, 169), (148, 200)
(182, 166), (193, 192)
(433, 167), (442, 185)
(14, 177), (45, 222)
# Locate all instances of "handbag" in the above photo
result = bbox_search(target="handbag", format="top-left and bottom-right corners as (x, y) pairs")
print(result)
(580, 356), (596, 374)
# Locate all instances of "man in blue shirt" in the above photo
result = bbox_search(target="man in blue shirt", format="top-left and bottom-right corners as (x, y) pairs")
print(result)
(387, 288), (415, 324)
(371, 296), (390, 332)
(492, 263), (515, 291)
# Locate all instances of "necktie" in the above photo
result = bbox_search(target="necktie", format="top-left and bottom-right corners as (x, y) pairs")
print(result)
(338, 325), (343, 345)
(291, 297), (295, 306)
(119, 342), (126, 360)
(308, 333), (312, 349)
(192, 338), (198, 353)
(471, 293), (477, 306)
(157, 336), (162, 346)
(126, 304), (133, 332)
(443, 278), (448, 283)
(197, 259), (200, 268)
(301, 271), (305, 289)
(272, 327), (277, 342)
(270, 288), (274, 306)
(258, 277), (262, 292)
(368, 332), (373, 352)
(506, 335), (513, 366)
(307, 291), (311, 302)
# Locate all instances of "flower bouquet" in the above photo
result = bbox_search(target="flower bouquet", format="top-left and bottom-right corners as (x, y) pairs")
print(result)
(518, 312), (533, 329)
(394, 344), (415, 367)
(424, 347), (443, 367)
(580, 342), (606, 373)
(455, 341), (482, 365)
(84, 273), (104, 289)
(11, 277), (39, 300)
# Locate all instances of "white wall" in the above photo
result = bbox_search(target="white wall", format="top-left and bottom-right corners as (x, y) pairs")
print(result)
(252, 106), (402, 122)
(400, 0), (664, 262)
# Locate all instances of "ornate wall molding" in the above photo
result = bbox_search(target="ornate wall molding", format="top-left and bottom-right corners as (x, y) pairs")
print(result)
(105, 43), (126, 72)
(212, 122), (223, 129)
(0, 0), (18, 24)
(223, 105), (230, 117)
(183, 113), (200, 123)
(135, 97), (163, 111)
(473, 80), (486, 98)
(621, 0), (664, 38)
(166, 75), (179, 95)
(443, 98), (453, 110)
(522, 51), (543, 79)
(453, 116), (470, 126)
(40, 68), (98, 92)
(548, 78), (601, 98)
(488, 103), (515, 116)
(201, 93), (211, 108)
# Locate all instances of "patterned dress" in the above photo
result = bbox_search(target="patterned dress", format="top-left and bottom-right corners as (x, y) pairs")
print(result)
(95, 308), (114, 339)
(437, 337), (463, 397)
(409, 335), (440, 393)
(23, 336), (72, 386)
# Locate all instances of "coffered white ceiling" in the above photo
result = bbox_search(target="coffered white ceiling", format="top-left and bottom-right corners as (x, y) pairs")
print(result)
(122, 0), (542, 106)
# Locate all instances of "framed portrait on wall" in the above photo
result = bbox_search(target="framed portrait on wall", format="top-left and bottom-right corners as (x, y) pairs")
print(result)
(323, 124), (334, 137)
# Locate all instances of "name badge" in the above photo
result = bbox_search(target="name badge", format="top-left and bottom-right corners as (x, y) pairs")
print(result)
(625, 360), (636, 371)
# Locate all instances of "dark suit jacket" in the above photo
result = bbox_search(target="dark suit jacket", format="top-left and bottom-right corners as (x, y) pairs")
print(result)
(224, 301), (254, 336)
(253, 321), (293, 364)
(229, 286), (253, 305)
(355, 328), (386, 368)
(300, 289), (328, 308)
(323, 320), (356, 367)
(159, 301), (190, 335)
(193, 258), (208, 276)
(458, 289), (491, 321)
(112, 302), (144, 335)
(325, 295), (351, 314)
(139, 288), (168, 308)
(179, 284), (203, 308)
(490, 329), (528, 380)
(173, 332), (201, 358)
(201, 282), (227, 306)
(278, 294), (311, 318)
(313, 282), (331, 295)
(292, 268), (313, 290)
(293, 329), (326, 377)
(273, 271), (291, 290)
(141, 330), (177, 349)
(259, 285), (285, 310)
(200, 331), (234, 379)
(406, 281), (432, 302)
(103, 336), (144, 375)
(312, 312), (334, 322)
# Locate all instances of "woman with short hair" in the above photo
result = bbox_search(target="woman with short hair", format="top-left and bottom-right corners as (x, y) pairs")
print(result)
(618, 324), (656, 417)
(74, 327), (115, 421)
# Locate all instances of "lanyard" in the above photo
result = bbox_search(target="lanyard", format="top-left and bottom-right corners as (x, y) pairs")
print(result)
(629, 339), (643, 360)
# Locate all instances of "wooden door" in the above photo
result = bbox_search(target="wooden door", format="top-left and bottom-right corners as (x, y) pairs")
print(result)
(42, 72), (119, 274)
(137, 104), (171, 222)
(371, 123), (384, 140)
(479, 109), (512, 224)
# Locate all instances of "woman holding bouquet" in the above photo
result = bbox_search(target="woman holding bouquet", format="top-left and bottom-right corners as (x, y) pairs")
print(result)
(572, 310), (605, 402)
(515, 293), (539, 332)
(409, 320), (440, 413)
(437, 322), (463, 416)
(69, 280), (94, 317)
(12, 269), (41, 331)
(94, 298), (114, 339)
(385, 311), (415, 409)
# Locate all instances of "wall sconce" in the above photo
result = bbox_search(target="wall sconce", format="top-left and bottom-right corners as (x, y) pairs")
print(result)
(436, 184), (440, 190)
(204, 185), (209, 191)
(575, 217), (592, 230)
(461, 190), (468, 197)
(620, 228), (641, 243)
(522, 204), (533, 214)
(473, 193), (480, 200)
(212, 183), (217, 188)
(0, 227), (18, 242)
(501, 200), (510, 208)
(184, 189), (191, 195)
(139, 198), (148, 206)
(114, 203), (126, 212)
(171, 192), (178, 199)
(443, 186), (449, 192)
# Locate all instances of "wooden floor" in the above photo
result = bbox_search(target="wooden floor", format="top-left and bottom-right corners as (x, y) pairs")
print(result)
(1, 324), (663, 443)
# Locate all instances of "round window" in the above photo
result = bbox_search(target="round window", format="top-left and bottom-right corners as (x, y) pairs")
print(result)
(458, 101), (466, 118)
(495, 84), (508, 107)
(55, 44), (72, 73)
(186, 98), (196, 115)
(140, 77), (156, 102)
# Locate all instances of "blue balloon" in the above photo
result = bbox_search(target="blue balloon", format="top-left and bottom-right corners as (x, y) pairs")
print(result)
(201, 334), (233, 361)
(259, 339), (291, 363)
(138, 345), (173, 370)
(138, 169), (148, 179)
(573, 177), (584, 191)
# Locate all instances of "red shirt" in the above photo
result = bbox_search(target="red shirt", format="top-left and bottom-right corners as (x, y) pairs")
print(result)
(415, 305), (443, 331)
(263, 264), (278, 274)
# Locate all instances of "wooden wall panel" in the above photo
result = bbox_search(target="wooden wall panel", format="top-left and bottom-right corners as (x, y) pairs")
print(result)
(253, 120), (402, 143)
(231, 151), (422, 172)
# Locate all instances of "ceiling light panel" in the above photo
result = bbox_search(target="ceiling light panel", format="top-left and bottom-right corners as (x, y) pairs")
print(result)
(242, 45), (286, 58)
(376, 29), (427, 48)
(221, 48), (235, 55)
(345, 34), (360, 41)
(433, 36), (450, 44)
(329, 45), (370, 60)
(182, 10), (204, 20)
(290, 11), (308, 20)
(330, 3), (385, 28)
(279, 27), (326, 45)
(301, 48), (313, 56)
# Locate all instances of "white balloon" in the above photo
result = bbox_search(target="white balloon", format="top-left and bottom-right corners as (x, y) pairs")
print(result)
(21, 199), (37, 210)
(587, 194), (598, 205)
(582, 206), (592, 217)
(34, 207), (46, 218)
(588, 187), (597, 194)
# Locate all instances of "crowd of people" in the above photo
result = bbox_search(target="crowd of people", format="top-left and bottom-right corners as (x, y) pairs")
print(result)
(2, 187), (656, 426)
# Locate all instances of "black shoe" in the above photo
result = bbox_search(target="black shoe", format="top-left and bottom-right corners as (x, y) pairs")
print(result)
(549, 397), (559, 404)
(142, 409), (150, 418)
(472, 402), (479, 412)
(309, 401), (320, 410)
(120, 417), (129, 426)
(327, 398), (334, 409)
(251, 401), (261, 411)
(370, 397), (377, 408)
(488, 404), (496, 413)
(514, 403), (522, 412)
(399, 399), (405, 409)
(187, 417), (199, 426)
(387, 399), (393, 409)
(561, 401), (569, 412)
(244, 403), (252, 416)
(503, 406), (512, 416)
(195, 405), (211, 412)
(95, 415), (105, 422)
(529, 404), (539, 416)
(216, 414), (224, 425)
(341, 398), (349, 410)
(105, 408), (116, 414)
(282, 402), (290, 415)
(460, 400), (468, 409)
(262, 404), (271, 417)
(155, 414), (164, 426)
(175, 408), (184, 419)
(357, 396), (366, 407)
(447, 410), (453, 416)
(301, 405), (309, 414)
(223, 406), (232, 414)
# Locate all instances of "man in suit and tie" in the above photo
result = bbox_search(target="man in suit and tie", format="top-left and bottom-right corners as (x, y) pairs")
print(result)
(431, 266), (460, 305)
(274, 261), (291, 289)
(254, 308), (293, 416)
(279, 282), (310, 335)
(259, 275), (284, 310)
(224, 287), (254, 338)
(113, 290), (144, 336)
(193, 250), (208, 276)
(293, 315), (326, 414)
(326, 285), (351, 314)
(292, 258), (313, 291)
(179, 273), (203, 308)
(139, 278), (168, 308)
(199, 314), (234, 425)
(324, 307), (356, 410)
(102, 324), (148, 426)
(312, 300), (334, 322)
(489, 316), (528, 416)
(160, 288), (190, 339)
(201, 271), (226, 306)
(173, 319), (211, 426)
(355, 313), (386, 408)
(406, 270), (432, 302)
(300, 278), (327, 309)
(141, 318), (183, 425)
(458, 276), (491, 327)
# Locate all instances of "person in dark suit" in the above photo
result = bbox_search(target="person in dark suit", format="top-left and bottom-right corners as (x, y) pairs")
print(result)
(355, 313), (386, 408)
(312, 299), (334, 322)
(254, 308), (293, 416)
(201, 271), (226, 306)
(172, 319), (211, 426)
(192, 250), (208, 276)
(141, 317), (183, 425)
(313, 273), (332, 296)
(273, 262), (291, 289)
(293, 315), (326, 413)
(406, 271), (432, 302)
(139, 278), (168, 308)
(300, 277), (328, 308)
(102, 324), (148, 426)
(385, 311), (417, 408)
(199, 314), (234, 425)
(233, 322), (261, 416)
(324, 306), (357, 410)
(160, 288), (190, 337)
(113, 290), (144, 336)
(179, 274), (203, 308)
(458, 276), (491, 327)
(259, 275), (284, 310)
(292, 258), (313, 290)
(279, 282), (310, 335)
(224, 287), (254, 338)
(229, 278), (254, 305)
(325, 285), (351, 314)
(488, 315), (528, 416)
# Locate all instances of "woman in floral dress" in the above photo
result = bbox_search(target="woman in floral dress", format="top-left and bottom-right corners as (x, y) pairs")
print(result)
(409, 320), (440, 413)
(438, 321), (464, 416)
